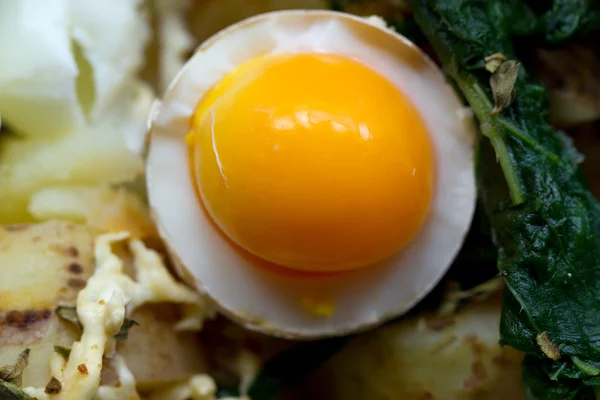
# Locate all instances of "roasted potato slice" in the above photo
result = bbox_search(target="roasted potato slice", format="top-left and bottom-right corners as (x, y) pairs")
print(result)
(0, 221), (207, 390)
(297, 293), (524, 400)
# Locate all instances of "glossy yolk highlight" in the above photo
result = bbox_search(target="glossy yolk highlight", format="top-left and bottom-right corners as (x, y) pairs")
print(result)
(189, 53), (434, 273)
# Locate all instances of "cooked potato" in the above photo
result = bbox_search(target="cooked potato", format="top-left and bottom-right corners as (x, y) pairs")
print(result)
(297, 293), (524, 400)
(536, 45), (600, 127)
(28, 185), (157, 239)
(0, 221), (207, 390)
(0, 130), (146, 224)
(185, 0), (327, 47)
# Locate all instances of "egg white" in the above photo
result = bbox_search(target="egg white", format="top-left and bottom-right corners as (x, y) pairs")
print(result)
(146, 10), (476, 338)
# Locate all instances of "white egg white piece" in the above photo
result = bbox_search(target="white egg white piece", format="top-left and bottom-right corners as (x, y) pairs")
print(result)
(146, 10), (477, 338)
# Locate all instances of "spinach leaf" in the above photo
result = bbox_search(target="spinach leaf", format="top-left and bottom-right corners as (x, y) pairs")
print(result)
(521, 354), (596, 400)
(247, 337), (349, 400)
(408, 0), (600, 397)
(539, 0), (600, 43)
(217, 337), (348, 400)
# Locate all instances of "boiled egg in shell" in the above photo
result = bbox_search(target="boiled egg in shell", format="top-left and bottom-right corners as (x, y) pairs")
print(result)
(146, 11), (476, 338)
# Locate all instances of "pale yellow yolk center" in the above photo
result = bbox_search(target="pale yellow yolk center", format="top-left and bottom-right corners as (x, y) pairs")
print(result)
(188, 53), (434, 273)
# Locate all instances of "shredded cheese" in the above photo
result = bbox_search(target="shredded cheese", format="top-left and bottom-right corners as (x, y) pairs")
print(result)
(24, 232), (215, 399)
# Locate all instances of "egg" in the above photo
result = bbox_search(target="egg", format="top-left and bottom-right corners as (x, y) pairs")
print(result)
(146, 10), (476, 338)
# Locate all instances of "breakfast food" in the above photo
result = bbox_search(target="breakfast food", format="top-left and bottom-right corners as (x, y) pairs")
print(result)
(0, 221), (211, 398)
(301, 292), (525, 400)
(146, 11), (477, 338)
(1, 1), (600, 399)
(0, 0), (152, 224)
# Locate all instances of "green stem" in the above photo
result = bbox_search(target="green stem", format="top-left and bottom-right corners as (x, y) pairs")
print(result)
(453, 71), (526, 205)
(408, 0), (525, 205)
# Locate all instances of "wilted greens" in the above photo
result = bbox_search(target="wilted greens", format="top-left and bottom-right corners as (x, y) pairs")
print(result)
(407, 0), (600, 398)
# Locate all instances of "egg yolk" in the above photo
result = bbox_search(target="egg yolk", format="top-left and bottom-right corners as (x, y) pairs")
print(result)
(189, 53), (434, 273)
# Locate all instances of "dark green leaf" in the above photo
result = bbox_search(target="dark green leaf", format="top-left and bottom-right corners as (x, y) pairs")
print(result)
(387, 14), (429, 47)
(246, 337), (349, 400)
(0, 349), (30, 386)
(521, 355), (595, 400)
(0, 380), (35, 400)
(540, 0), (600, 43)
(408, 0), (600, 397)
(114, 318), (139, 341)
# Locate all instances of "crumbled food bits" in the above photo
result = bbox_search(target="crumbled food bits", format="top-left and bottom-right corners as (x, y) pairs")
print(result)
(364, 15), (388, 29)
(536, 331), (561, 361)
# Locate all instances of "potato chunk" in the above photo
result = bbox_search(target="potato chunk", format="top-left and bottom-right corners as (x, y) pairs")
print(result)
(0, 221), (207, 390)
(298, 293), (524, 400)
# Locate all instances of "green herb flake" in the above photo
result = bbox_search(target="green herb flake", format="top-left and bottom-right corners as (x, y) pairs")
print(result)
(114, 318), (139, 340)
(55, 306), (81, 330)
(0, 349), (30, 386)
(536, 332), (561, 361)
(489, 59), (521, 115)
(44, 377), (62, 394)
(53, 345), (71, 360)
(572, 356), (600, 376)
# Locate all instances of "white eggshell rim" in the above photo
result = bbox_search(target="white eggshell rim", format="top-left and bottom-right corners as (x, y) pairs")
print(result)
(146, 10), (476, 339)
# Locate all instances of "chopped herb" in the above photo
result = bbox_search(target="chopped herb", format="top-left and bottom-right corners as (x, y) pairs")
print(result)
(56, 306), (138, 340)
(53, 345), (71, 360)
(114, 318), (139, 340)
(572, 357), (600, 377)
(55, 306), (81, 330)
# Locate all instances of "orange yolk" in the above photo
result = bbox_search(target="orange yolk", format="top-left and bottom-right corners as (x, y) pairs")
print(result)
(188, 53), (434, 273)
